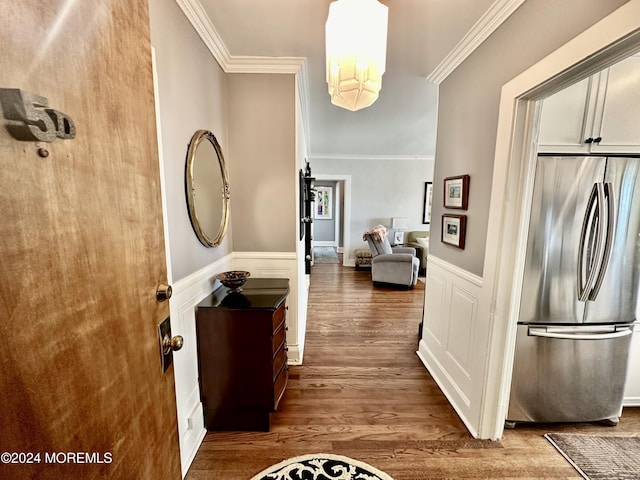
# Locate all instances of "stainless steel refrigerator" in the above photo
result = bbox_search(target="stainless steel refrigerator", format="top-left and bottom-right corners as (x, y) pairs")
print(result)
(506, 155), (640, 426)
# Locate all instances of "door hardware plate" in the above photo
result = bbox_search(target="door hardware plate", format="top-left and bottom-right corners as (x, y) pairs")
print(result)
(158, 317), (173, 373)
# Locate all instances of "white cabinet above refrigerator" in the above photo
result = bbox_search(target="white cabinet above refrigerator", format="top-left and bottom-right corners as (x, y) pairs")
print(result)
(538, 54), (640, 154)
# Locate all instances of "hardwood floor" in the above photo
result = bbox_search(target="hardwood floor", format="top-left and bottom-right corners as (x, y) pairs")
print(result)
(186, 263), (640, 479)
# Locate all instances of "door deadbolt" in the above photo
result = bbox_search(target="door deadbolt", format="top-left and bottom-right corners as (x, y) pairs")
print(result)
(156, 283), (172, 302)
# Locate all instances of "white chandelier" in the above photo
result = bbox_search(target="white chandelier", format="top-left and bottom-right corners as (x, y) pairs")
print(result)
(325, 0), (389, 111)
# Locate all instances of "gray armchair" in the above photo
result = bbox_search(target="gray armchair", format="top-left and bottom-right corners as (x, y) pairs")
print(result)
(364, 232), (420, 289)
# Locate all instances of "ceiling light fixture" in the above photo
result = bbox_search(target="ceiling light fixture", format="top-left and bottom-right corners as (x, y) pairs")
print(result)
(325, 0), (388, 111)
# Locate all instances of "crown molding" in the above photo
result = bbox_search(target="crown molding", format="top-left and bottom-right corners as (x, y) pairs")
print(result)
(295, 60), (311, 150)
(310, 153), (435, 162)
(427, 0), (526, 85)
(174, 0), (308, 74)
(173, 0), (311, 154)
(224, 56), (307, 74)
(173, 0), (232, 68)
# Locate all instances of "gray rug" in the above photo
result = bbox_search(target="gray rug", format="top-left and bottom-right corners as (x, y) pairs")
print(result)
(545, 433), (640, 479)
(313, 247), (339, 264)
(250, 453), (394, 480)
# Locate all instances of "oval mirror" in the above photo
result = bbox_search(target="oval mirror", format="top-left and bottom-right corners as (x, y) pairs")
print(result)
(185, 130), (230, 247)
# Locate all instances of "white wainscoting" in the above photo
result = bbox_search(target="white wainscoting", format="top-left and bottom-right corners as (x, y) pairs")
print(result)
(417, 255), (484, 438)
(170, 251), (306, 477)
(170, 254), (233, 477)
(232, 251), (306, 364)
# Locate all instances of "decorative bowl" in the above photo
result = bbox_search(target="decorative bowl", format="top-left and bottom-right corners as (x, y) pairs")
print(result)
(216, 270), (250, 292)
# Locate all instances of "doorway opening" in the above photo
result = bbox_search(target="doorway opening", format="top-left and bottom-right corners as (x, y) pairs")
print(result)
(479, 6), (640, 439)
(312, 174), (352, 267)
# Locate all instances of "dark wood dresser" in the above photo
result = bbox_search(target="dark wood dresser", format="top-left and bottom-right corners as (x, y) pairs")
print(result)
(195, 277), (289, 431)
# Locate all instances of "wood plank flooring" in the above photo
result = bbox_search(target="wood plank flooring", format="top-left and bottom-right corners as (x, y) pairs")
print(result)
(185, 262), (640, 479)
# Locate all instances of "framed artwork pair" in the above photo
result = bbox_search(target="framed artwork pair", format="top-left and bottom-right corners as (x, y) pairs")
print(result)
(441, 174), (470, 249)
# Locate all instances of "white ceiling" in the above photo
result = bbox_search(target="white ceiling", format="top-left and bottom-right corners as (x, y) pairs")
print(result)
(195, 0), (508, 158)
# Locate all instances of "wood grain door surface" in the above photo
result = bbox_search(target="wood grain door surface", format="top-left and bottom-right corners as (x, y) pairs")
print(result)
(0, 1), (181, 478)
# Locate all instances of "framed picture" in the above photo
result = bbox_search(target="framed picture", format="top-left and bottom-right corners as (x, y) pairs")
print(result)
(422, 181), (433, 224)
(315, 186), (333, 219)
(393, 230), (405, 245)
(441, 214), (467, 249)
(443, 174), (470, 210)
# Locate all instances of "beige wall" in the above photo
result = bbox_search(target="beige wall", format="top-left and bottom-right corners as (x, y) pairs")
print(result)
(149, 0), (231, 281)
(227, 73), (296, 252)
(150, 2), (300, 273)
(430, 0), (629, 276)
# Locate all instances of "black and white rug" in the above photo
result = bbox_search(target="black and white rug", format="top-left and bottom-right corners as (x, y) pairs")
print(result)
(250, 453), (395, 480)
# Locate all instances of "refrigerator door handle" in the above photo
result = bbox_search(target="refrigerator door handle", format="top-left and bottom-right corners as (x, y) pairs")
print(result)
(577, 183), (604, 301)
(588, 182), (615, 301)
(528, 325), (633, 340)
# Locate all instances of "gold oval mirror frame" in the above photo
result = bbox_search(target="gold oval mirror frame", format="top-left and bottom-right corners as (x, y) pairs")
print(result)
(185, 130), (230, 247)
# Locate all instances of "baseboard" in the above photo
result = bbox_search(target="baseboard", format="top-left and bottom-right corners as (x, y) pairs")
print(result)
(287, 344), (303, 365)
(417, 342), (478, 438)
(314, 241), (336, 247)
(181, 423), (206, 478)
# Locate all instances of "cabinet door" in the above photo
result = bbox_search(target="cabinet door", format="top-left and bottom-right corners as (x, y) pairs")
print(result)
(591, 54), (640, 154)
(538, 75), (598, 154)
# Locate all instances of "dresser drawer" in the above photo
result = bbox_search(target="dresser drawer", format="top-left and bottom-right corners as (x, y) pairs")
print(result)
(273, 344), (287, 380)
(272, 322), (286, 354)
(274, 366), (288, 409)
(272, 303), (286, 331)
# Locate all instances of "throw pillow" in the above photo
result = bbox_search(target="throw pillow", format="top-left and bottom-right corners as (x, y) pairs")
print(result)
(416, 237), (429, 249)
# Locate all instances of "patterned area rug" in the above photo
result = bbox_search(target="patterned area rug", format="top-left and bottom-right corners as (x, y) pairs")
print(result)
(545, 433), (640, 479)
(250, 453), (395, 480)
(313, 247), (339, 264)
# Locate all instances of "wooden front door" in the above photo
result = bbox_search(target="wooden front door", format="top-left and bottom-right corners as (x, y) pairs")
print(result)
(0, 1), (181, 478)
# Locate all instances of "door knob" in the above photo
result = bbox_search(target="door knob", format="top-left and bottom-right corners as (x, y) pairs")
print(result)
(156, 283), (172, 302)
(162, 334), (184, 354)
(158, 317), (180, 373)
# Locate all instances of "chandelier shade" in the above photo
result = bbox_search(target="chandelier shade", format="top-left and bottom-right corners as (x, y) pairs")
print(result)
(325, 0), (388, 111)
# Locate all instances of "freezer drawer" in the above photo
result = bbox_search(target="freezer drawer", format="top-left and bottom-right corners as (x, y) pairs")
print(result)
(507, 323), (633, 424)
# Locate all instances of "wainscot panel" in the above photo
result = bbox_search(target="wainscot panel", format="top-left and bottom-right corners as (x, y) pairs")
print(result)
(170, 251), (306, 474)
(417, 255), (483, 437)
(232, 252), (305, 365)
(170, 254), (233, 476)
